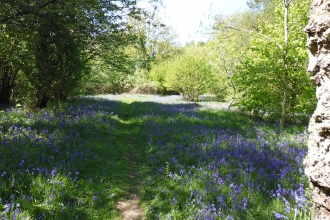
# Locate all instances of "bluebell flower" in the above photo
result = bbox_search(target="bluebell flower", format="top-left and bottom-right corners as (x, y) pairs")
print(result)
(282, 197), (291, 213)
(242, 197), (248, 210)
(50, 189), (55, 200)
(38, 212), (45, 219)
(1, 171), (6, 177)
(226, 214), (234, 220)
(274, 212), (289, 219)
(172, 198), (177, 205)
(4, 203), (11, 213)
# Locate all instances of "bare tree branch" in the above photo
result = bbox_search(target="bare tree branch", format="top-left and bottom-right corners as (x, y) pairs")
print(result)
(223, 26), (284, 50)
(285, 0), (293, 7)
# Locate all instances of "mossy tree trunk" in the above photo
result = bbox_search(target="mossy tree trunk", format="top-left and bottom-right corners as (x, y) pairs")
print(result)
(305, 0), (330, 218)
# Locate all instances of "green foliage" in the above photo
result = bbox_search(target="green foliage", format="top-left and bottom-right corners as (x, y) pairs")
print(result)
(206, 75), (229, 101)
(126, 69), (158, 94)
(209, 11), (258, 105)
(125, 14), (183, 71)
(231, 0), (315, 123)
(79, 10), (182, 96)
(83, 67), (158, 95)
(26, 12), (90, 108)
(83, 72), (135, 95)
(209, 0), (314, 124)
(82, 53), (133, 95)
(129, 82), (158, 95)
(149, 61), (172, 94)
(0, 0), (155, 107)
(149, 44), (231, 100)
(0, 23), (28, 104)
(164, 50), (214, 101)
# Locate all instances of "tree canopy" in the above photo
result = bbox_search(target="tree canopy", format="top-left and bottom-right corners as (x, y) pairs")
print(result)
(0, 0), (155, 107)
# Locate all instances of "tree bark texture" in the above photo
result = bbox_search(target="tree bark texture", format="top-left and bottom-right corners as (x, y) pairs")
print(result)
(305, 0), (330, 219)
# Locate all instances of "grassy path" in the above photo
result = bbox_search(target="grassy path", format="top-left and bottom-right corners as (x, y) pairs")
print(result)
(114, 101), (146, 219)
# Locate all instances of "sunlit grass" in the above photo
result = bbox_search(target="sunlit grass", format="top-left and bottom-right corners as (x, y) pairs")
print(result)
(0, 95), (312, 219)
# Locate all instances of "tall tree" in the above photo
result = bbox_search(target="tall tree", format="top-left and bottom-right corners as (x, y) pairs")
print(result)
(231, 0), (314, 125)
(125, 14), (182, 71)
(29, 11), (89, 107)
(304, 0), (330, 218)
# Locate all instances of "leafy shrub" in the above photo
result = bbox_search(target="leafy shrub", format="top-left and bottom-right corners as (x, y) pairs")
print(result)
(125, 69), (150, 88)
(164, 52), (213, 101)
(129, 82), (158, 95)
(149, 61), (171, 94)
(206, 73), (229, 102)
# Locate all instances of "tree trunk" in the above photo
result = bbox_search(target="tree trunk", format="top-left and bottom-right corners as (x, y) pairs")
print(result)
(280, 0), (291, 127)
(0, 64), (19, 104)
(289, 81), (297, 123)
(0, 68), (11, 104)
(38, 96), (49, 108)
(280, 72), (288, 127)
(304, 0), (330, 219)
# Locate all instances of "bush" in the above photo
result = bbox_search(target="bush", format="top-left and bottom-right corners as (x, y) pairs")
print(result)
(164, 52), (213, 101)
(206, 73), (229, 102)
(129, 82), (158, 95)
(149, 62), (170, 94)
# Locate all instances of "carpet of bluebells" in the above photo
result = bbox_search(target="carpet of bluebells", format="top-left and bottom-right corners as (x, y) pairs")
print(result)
(0, 98), (126, 219)
(0, 94), (312, 219)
